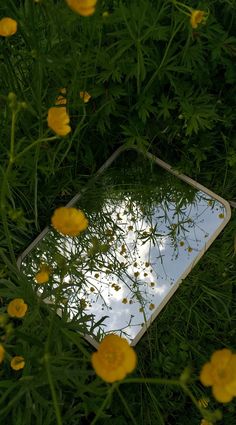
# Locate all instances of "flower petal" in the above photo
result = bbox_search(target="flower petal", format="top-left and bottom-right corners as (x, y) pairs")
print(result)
(200, 362), (214, 386)
(212, 384), (233, 403)
(211, 348), (232, 367)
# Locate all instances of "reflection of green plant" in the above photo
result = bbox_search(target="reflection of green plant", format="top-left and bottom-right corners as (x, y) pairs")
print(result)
(20, 152), (223, 344)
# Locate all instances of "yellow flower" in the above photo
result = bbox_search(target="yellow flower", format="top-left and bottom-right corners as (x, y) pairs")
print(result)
(11, 356), (25, 371)
(200, 348), (236, 403)
(7, 299), (28, 318)
(0, 344), (5, 363)
(91, 334), (137, 383)
(80, 299), (87, 309)
(0, 17), (17, 37)
(35, 264), (50, 284)
(47, 107), (71, 137)
(200, 420), (213, 425)
(65, 0), (97, 17)
(80, 91), (91, 103)
(55, 96), (67, 106)
(190, 10), (205, 29)
(51, 207), (88, 237)
(59, 88), (67, 95)
(35, 270), (49, 284)
(55, 88), (67, 106)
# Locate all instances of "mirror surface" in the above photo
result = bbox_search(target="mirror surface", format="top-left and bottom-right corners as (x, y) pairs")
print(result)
(19, 151), (228, 345)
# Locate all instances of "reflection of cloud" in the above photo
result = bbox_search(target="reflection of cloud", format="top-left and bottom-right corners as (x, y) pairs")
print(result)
(21, 185), (226, 343)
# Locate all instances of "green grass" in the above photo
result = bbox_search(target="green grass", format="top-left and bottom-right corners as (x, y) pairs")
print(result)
(0, 0), (236, 424)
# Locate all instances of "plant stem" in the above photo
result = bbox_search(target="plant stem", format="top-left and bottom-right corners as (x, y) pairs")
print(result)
(144, 22), (183, 93)
(0, 107), (19, 264)
(10, 110), (16, 164)
(14, 136), (57, 162)
(180, 383), (205, 417)
(121, 377), (180, 386)
(44, 354), (63, 425)
(91, 383), (117, 425)
(116, 386), (138, 425)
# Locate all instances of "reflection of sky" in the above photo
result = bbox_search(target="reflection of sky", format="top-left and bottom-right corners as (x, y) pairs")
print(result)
(21, 188), (226, 343)
(56, 193), (225, 342)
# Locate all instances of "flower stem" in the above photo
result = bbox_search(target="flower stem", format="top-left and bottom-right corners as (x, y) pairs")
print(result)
(180, 383), (206, 418)
(44, 354), (63, 425)
(121, 377), (180, 386)
(172, 0), (191, 12)
(14, 136), (57, 162)
(91, 383), (117, 425)
(116, 386), (138, 425)
(143, 21), (183, 93)
(10, 110), (17, 164)
(0, 107), (19, 264)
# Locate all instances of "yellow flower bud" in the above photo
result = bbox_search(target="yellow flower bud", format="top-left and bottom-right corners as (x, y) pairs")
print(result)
(11, 356), (25, 371)
(0, 17), (17, 37)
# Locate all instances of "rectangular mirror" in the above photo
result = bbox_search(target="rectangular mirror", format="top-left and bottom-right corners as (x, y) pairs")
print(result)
(18, 148), (231, 347)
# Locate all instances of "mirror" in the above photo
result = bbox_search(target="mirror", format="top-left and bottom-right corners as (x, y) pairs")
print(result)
(18, 148), (231, 347)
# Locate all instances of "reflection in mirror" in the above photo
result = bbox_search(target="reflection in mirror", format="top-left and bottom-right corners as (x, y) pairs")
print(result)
(19, 151), (229, 346)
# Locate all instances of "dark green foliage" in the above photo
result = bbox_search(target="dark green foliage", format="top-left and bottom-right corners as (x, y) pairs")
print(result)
(0, 0), (236, 424)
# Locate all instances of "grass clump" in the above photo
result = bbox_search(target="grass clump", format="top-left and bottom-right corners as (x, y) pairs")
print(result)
(0, 0), (236, 424)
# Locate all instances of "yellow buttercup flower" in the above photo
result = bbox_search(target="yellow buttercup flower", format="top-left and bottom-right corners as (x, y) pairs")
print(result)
(80, 91), (91, 103)
(47, 107), (71, 137)
(35, 270), (49, 284)
(51, 207), (88, 237)
(0, 344), (5, 363)
(55, 88), (67, 106)
(91, 334), (137, 383)
(59, 88), (67, 95)
(7, 299), (28, 318)
(55, 96), (67, 106)
(200, 348), (236, 403)
(11, 356), (25, 371)
(65, 0), (97, 16)
(190, 10), (205, 29)
(0, 17), (17, 37)
(35, 264), (50, 284)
